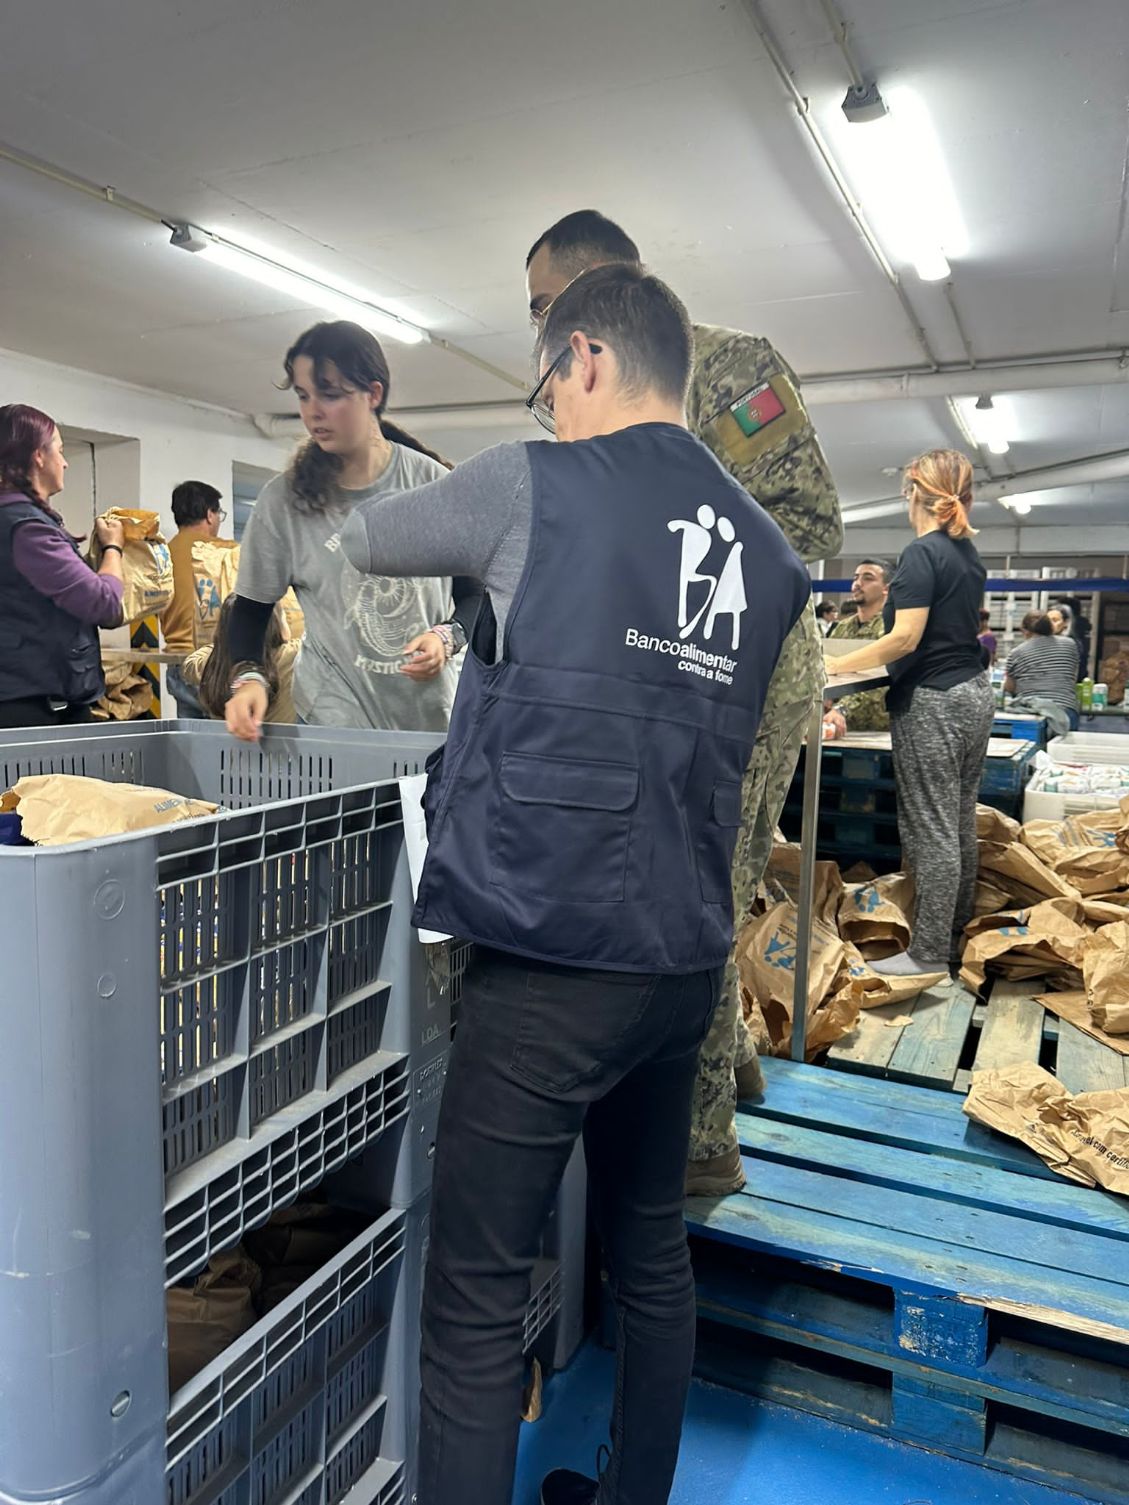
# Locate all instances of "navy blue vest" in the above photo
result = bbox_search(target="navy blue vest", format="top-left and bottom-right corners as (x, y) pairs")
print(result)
(0, 495), (104, 706)
(415, 424), (811, 973)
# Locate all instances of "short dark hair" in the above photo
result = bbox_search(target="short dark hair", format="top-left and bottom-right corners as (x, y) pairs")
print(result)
(979, 608), (992, 624)
(1023, 610), (1054, 636)
(857, 557), (891, 583)
(172, 480), (222, 528)
(526, 210), (641, 275)
(815, 602), (837, 619)
(536, 263), (692, 407)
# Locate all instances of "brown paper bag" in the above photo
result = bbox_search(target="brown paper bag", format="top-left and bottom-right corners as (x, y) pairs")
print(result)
(978, 837), (1080, 906)
(1081, 922), (1129, 1035)
(960, 898), (1088, 991)
(191, 538), (242, 648)
(965, 1061), (1129, 1194)
(89, 508), (174, 623)
(976, 804), (1022, 844)
(973, 877), (1014, 917)
(92, 665), (152, 722)
(762, 842), (844, 927)
(1021, 810), (1129, 896)
(838, 871), (915, 956)
(1081, 894), (1129, 927)
(839, 940), (947, 1009)
(279, 588), (305, 641)
(1036, 990), (1129, 1057)
(963, 1062), (1094, 1185)
(737, 900), (859, 1060)
(9, 774), (217, 844)
(166, 1248), (262, 1393)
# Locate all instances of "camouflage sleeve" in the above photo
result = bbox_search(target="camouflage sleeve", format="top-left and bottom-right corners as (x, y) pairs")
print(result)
(687, 325), (843, 564)
(836, 686), (890, 732)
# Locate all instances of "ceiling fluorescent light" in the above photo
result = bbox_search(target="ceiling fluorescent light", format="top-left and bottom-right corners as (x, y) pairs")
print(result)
(170, 225), (428, 345)
(839, 86), (968, 282)
(1003, 494), (1033, 516)
(959, 394), (1013, 456)
(841, 500), (908, 524)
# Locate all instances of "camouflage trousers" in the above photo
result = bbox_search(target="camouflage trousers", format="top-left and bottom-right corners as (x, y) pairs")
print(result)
(689, 599), (823, 1161)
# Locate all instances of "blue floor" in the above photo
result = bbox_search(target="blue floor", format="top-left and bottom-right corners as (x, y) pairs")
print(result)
(514, 1344), (1083, 1505)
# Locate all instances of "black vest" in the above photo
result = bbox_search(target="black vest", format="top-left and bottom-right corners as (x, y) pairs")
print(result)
(0, 495), (104, 706)
(415, 424), (811, 973)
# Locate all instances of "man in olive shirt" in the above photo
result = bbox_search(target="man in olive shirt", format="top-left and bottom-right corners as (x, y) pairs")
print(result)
(827, 559), (890, 732)
(527, 211), (843, 1194)
(160, 480), (224, 718)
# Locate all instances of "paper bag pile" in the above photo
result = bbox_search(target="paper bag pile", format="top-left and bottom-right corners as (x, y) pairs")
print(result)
(737, 842), (946, 1060)
(961, 798), (1129, 1044)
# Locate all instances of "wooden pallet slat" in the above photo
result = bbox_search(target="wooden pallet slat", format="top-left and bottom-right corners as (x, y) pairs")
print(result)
(824, 997), (918, 1076)
(883, 983), (977, 1090)
(736, 1115), (1129, 1242)
(971, 979), (1047, 1074)
(756, 1056), (1056, 1179)
(1055, 1019), (1129, 1094)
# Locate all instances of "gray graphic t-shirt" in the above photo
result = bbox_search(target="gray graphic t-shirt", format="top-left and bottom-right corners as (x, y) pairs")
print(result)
(236, 445), (457, 731)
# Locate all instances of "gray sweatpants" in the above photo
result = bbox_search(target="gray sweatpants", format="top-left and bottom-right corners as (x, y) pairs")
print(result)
(890, 673), (995, 966)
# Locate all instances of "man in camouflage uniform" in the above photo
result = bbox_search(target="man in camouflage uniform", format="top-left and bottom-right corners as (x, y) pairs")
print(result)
(827, 560), (890, 733)
(526, 212), (842, 1195)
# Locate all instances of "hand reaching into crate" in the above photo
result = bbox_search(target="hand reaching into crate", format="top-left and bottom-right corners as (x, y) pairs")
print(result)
(226, 679), (268, 742)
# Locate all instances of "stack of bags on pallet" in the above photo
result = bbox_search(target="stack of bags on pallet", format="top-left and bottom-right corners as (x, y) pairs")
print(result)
(963, 799), (1129, 1041)
(739, 794), (1129, 1064)
(736, 844), (947, 1062)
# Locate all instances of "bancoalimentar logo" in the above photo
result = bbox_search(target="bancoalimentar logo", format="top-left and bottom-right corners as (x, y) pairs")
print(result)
(624, 506), (747, 685)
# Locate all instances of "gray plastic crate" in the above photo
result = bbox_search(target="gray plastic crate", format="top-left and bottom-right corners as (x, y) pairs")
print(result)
(166, 1207), (410, 1505)
(0, 723), (456, 1505)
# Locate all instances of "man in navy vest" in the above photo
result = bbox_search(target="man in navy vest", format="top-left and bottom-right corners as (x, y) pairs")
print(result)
(342, 265), (810, 1505)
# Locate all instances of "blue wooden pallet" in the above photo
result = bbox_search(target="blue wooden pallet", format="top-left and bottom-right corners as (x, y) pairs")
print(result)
(687, 1057), (1129, 1503)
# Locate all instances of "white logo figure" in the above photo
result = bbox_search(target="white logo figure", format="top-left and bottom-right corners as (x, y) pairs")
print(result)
(668, 508), (747, 649)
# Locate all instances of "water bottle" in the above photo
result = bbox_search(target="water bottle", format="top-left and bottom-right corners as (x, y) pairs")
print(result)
(1079, 677), (1094, 711)
(1093, 682), (1109, 710)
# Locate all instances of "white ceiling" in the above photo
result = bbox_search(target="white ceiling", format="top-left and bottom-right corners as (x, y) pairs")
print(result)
(1, 0), (1129, 526)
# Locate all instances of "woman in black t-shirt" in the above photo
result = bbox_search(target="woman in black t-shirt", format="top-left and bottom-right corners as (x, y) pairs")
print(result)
(828, 450), (995, 976)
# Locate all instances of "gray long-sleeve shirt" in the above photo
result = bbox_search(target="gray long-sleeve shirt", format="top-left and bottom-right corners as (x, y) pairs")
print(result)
(340, 442), (536, 655)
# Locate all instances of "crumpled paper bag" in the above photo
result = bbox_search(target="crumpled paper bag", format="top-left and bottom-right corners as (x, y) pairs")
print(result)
(92, 658), (152, 722)
(977, 805), (1022, 844)
(167, 1246), (262, 1393)
(1036, 990), (1129, 1058)
(838, 871), (914, 957)
(738, 900), (859, 1060)
(8, 774), (217, 844)
(1021, 809), (1129, 896)
(960, 897), (1088, 991)
(964, 1060), (1129, 1193)
(762, 842), (844, 927)
(978, 835), (1081, 907)
(840, 941), (947, 1009)
(1081, 921), (1129, 1035)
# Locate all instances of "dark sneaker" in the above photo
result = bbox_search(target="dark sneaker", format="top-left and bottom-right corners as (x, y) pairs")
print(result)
(540, 1467), (599, 1505)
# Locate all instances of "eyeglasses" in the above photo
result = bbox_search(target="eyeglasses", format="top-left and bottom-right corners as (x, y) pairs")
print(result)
(524, 342), (602, 435)
(217, 508), (228, 523)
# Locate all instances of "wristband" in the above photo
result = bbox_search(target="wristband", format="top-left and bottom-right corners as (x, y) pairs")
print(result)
(230, 671), (271, 697)
(102, 543), (123, 555)
(430, 623), (456, 662)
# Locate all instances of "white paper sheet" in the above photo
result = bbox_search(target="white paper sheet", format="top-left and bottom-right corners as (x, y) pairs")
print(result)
(398, 773), (453, 945)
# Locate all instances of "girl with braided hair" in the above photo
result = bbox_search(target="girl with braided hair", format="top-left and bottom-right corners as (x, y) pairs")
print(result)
(827, 449), (994, 976)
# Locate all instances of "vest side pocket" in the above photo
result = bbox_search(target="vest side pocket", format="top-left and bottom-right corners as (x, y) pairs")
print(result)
(698, 779), (743, 904)
(491, 752), (639, 904)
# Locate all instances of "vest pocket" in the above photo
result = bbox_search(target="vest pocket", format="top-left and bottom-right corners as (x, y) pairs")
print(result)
(492, 753), (639, 903)
(699, 779), (743, 903)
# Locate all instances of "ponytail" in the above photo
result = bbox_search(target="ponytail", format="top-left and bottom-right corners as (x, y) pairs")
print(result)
(904, 449), (977, 539)
(381, 419), (454, 471)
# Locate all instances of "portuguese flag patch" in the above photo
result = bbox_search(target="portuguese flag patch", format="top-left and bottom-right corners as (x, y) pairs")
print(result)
(729, 381), (786, 437)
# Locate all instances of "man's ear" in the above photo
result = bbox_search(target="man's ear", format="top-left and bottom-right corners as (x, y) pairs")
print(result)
(569, 330), (599, 393)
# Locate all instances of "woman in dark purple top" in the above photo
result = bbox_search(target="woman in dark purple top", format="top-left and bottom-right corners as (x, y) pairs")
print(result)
(0, 404), (126, 728)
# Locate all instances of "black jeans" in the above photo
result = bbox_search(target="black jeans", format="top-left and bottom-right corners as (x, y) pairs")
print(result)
(418, 948), (719, 1505)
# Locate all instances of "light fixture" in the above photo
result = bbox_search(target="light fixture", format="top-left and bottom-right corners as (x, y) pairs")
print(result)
(841, 500), (908, 524)
(956, 394), (1014, 456)
(1004, 495), (1033, 516)
(838, 85), (968, 282)
(169, 224), (428, 345)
